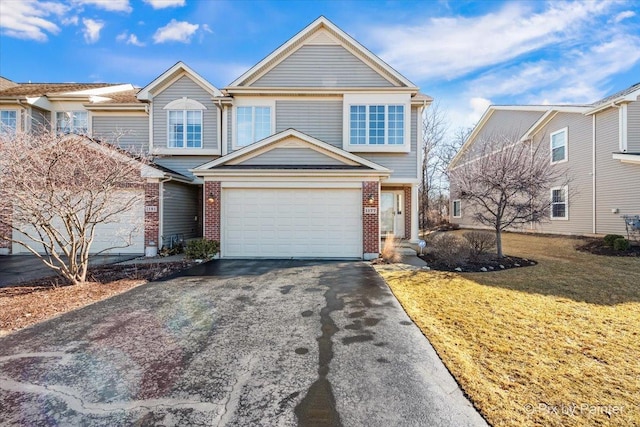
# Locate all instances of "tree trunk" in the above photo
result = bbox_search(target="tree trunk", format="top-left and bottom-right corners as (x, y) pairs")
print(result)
(495, 227), (503, 258)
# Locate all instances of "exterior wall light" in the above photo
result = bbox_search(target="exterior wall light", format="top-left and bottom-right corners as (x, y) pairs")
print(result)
(207, 193), (216, 204)
(368, 194), (375, 204)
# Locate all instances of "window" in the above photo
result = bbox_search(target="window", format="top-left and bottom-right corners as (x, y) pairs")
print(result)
(168, 110), (202, 148)
(0, 110), (17, 133)
(237, 106), (271, 147)
(349, 105), (404, 145)
(550, 186), (568, 220)
(550, 128), (567, 163)
(56, 111), (88, 134)
(452, 200), (461, 218)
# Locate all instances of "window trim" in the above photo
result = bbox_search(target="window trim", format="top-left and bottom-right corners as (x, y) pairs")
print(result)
(550, 127), (568, 164)
(166, 109), (203, 149)
(0, 109), (18, 133)
(55, 110), (89, 135)
(452, 199), (461, 218)
(343, 93), (411, 153)
(550, 186), (569, 220)
(232, 98), (275, 150)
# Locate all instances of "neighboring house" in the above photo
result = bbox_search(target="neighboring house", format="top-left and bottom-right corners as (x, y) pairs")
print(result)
(448, 83), (640, 237)
(0, 16), (431, 260)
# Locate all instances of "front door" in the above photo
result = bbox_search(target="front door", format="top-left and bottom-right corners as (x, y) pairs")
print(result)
(380, 191), (405, 237)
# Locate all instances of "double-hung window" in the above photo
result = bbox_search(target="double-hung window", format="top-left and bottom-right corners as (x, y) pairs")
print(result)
(236, 106), (271, 147)
(349, 104), (404, 145)
(0, 110), (17, 133)
(56, 111), (88, 134)
(550, 128), (567, 163)
(550, 186), (568, 220)
(168, 110), (202, 148)
(452, 200), (461, 218)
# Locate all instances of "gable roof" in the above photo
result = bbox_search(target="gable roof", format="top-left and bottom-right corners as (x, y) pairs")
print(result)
(587, 82), (640, 115)
(0, 82), (127, 99)
(193, 128), (391, 176)
(227, 16), (418, 91)
(137, 61), (222, 100)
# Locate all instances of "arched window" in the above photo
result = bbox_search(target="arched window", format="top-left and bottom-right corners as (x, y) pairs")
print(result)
(164, 98), (207, 148)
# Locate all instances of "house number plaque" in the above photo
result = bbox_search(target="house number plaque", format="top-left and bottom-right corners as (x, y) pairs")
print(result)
(145, 206), (158, 213)
(364, 207), (377, 214)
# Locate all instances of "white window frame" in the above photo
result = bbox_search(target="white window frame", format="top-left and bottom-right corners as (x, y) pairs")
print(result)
(452, 199), (461, 218)
(167, 110), (203, 149)
(56, 111), (89, 135)
(550, 186), (568, 220)
(343, 93), (411, 153)
(232, 98), (275, 150)
(0, 110), (18, 133)
(550, 127), (568, 164)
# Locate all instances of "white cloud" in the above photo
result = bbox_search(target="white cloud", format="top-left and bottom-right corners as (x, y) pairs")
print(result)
(117, 31), (145, 46)
(614, 10), (636, 23)
(74, 0), (132, 13)
(82, 18), (103, 43)
(153, 19), (199, 44)
(61, 15), (79, 26)
(367, 1), (615, 81)
(469, 97), (492, 121)
(143, 0), (185, 9)
(0, 0), (68, 41)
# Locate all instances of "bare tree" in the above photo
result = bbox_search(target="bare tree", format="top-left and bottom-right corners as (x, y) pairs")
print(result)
(449, 133), (569, 257)
(0, 131), (149, 285)
(420, 102), (449, 229)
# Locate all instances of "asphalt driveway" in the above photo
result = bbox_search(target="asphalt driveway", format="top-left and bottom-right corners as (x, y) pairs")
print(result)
(0, 260), (486, 426)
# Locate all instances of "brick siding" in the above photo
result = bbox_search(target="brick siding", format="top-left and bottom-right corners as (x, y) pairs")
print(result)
(204, 181), (221, 242)
(144, 182), (159, 248)
(362, 181), (379, 254)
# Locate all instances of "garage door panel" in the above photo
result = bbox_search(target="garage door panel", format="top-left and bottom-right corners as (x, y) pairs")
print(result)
(222, 188), (362, 258)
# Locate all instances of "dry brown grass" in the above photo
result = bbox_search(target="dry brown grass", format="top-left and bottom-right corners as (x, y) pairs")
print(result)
(378, 232), (640, 427)
(381, 234), (402, 263)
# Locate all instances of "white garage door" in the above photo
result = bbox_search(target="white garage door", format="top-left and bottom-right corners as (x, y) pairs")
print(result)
(12, 190), (145, 255)
(223, 188), (362, 258)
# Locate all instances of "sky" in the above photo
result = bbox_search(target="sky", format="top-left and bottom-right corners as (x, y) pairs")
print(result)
(1, 0), (639, 132)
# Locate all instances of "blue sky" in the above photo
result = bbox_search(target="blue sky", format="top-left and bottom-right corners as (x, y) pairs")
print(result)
(1, 0), (639, 130)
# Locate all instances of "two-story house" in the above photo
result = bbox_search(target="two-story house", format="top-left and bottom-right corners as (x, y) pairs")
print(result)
(0, 17), (430, 260)
(448, 82), (640, 237)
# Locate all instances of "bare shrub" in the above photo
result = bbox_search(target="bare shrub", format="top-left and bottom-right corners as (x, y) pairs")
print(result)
(428, 233), (468, 267)
(381, 234), (402, 263)
(463, 230), (497, 259)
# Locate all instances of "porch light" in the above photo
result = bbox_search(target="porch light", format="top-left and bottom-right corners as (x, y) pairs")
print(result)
(207, 193), (216, 204)
(367, 193), (375, 204)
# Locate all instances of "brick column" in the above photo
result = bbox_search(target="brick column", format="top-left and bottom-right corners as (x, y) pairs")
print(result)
(204, 181), (221, 242)
(362, 181), (379, 260)
(404, 186), (411, 239)
(0, 195), (11, 255)
(144, 182), (160, 255)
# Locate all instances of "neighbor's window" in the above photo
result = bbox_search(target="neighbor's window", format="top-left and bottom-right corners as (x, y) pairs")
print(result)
(551, 128), (567, 163)
(236, 106), (271, 147)
(0, 110), (17, 133)
(56, 111), (88, 134)
(349, 104), (404, 145)
(168, 110), (202, 148)
(550, 186), (568, 219)
(452, 200), (461, 218)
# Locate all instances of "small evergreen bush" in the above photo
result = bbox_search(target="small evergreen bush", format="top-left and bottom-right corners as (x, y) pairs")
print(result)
(613, 238), (631, 251)
(185, 239), (220, 259)
(604, 234), (625, 247)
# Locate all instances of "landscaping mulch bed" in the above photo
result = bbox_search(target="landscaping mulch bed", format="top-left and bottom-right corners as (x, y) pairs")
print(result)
(0, 260), (198, 335)
(418, 253), (537, 272)
(576, 238), (640, 257)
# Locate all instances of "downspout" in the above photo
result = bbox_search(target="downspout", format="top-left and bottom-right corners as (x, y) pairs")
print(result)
(16, 99), (28, 132)
(592, 114), (596, 234)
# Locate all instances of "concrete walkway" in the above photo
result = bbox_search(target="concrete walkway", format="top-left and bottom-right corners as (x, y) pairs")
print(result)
(0, 260), (486, 426)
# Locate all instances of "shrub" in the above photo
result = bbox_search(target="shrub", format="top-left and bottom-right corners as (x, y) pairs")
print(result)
(613, 238), (631, 251)
(429, 233), (469, 267)
(604, 234), (625, 247)
(381, 234), (402, 263)
(185, 239), (220, 260)
(462, 230), (497, 258)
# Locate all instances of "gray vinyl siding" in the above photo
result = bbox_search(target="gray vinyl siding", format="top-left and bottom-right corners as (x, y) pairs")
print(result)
(30, 108), (49, 131)
(627, 100), (640, 152)
(251, 45), (394, 88)
(154, 156), (216, 179)
(240, 147), (345, 166)
(357, 107), (419, 179)
(275, 100), (343, 146)
(152, 75), (219, 150)
(226, 107), (233, 154)
(92, 115), (149, 151)
(595, 107), (640, 235)
(162, 181), (201, 242)
(529, 112), (593, 235)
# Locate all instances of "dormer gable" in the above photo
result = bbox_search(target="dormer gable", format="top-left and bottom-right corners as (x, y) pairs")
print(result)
(137, 61), (222, 100)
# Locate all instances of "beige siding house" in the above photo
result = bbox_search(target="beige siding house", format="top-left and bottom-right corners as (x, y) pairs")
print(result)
(449, 83), (640, 237)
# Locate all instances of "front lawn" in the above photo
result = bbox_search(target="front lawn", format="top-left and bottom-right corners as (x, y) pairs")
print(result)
(378, 232), (640, 426)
